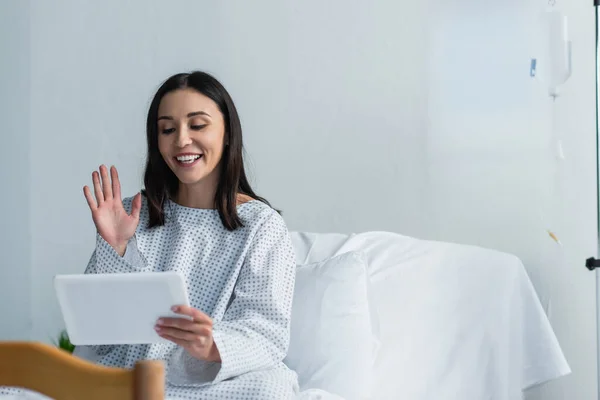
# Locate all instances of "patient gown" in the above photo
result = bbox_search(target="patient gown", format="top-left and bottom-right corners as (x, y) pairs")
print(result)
(2, 195), (299, 400)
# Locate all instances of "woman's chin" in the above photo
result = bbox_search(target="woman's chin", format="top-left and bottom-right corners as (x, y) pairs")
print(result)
(176, 175), (206, 185)
(168, 162), (218, 187)
(174, 168), (217, 185)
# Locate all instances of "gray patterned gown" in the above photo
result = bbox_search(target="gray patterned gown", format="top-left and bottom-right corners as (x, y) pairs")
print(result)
(2, 195), (299, 400)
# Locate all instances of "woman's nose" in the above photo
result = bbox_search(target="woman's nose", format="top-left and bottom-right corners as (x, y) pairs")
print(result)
(175, 127), (193, 147)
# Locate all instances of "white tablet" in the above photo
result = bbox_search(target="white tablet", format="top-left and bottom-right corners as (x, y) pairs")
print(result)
(54, 271), (190, 346)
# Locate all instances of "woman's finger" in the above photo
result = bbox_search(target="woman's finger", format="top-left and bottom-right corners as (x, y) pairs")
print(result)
(157, 317), (211, 335)
(157, 317), (197, 331)
(83, 186), (97, 211)
(156, 326), (205, 343)
(92, 171), (104, 205)
(111, 166), (121, 201)
(159, 333), (188, 349)
(171, 306), (213, 325)
(99, 165), (113, 200)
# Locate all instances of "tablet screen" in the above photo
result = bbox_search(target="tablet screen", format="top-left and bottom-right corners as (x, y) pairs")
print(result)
(54, 271), (190, 345)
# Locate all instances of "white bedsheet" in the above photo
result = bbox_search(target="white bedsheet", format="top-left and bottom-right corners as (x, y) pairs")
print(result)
(290, 231), (571, 400)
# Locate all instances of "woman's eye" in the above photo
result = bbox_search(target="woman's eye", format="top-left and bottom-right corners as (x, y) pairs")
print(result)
(191, 125), (206, 131)
(161, 128), (176, 134)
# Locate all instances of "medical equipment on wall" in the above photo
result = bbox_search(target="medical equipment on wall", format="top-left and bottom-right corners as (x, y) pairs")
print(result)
(529, 1), (572, 325)
(530, 1), (572, 160)
(530, 2), (572, 98)
(530, 1), (572, 245)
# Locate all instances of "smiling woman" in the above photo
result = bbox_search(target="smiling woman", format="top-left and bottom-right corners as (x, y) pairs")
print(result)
(76, 71), (297, 399)
(156, 91), (225, 205)
(143, 72), (272, 230)
(0, 71), (299, 400)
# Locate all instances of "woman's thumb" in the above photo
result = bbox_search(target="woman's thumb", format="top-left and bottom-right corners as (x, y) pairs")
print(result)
(130, 192), (142, 220)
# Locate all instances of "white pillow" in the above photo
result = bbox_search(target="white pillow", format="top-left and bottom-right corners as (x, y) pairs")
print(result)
(285, 251), (375, 400)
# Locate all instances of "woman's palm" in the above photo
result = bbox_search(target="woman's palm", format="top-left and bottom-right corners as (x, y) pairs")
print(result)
(84, 165), (141, 255)
(92, 197), (138, 246)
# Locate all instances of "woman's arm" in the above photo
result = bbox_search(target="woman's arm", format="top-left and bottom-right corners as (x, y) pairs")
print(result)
(211, 211), (296, 381)
(167, 211), (296, 386)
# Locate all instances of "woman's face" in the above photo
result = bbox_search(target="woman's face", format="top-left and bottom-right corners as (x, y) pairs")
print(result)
(157, 88), (226, 187)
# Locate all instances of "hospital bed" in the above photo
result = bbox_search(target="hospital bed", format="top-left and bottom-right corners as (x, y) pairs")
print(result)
(286, 230), (570, 399)
(0, 230), (570, 400)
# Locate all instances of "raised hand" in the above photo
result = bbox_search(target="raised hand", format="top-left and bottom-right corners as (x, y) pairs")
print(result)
(83, 165), (141, 257)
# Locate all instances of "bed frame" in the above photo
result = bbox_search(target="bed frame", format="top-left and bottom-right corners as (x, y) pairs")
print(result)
(0, 341), (164, 400)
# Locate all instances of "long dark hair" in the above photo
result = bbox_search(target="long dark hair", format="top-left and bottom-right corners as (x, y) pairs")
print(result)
(142, 71), (271, 230)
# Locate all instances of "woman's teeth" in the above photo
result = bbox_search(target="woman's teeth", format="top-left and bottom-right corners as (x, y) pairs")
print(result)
(176, 155), (201, 163)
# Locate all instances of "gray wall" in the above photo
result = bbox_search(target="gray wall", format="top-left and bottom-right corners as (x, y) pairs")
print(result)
(0, 0), (597, 398)
(0, 0), (31, 340)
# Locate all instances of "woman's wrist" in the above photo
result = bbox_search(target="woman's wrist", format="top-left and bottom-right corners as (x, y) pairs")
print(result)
(111, 241), (128, 257)
(207, 341), (221, 363)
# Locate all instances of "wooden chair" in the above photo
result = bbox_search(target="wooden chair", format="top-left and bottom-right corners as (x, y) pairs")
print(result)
(0, 342), (164, 400)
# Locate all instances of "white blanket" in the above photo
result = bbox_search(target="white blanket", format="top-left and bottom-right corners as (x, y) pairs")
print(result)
(290, 231), (571, 399)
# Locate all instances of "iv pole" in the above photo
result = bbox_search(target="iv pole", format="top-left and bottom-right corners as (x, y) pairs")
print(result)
(586, 2), (600, 398)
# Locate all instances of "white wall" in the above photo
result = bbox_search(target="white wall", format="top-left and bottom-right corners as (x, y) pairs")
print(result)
(1, 0), (597, 398)
(0, 1), (31, 340)
(239, 1), (430, 236)
(426, 0), (598, 398)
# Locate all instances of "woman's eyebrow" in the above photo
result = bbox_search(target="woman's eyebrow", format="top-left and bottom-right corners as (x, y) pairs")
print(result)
(158, 111), (212, 121)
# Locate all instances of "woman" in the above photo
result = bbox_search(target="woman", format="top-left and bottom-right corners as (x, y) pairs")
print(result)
(75, 71), (299, 399)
